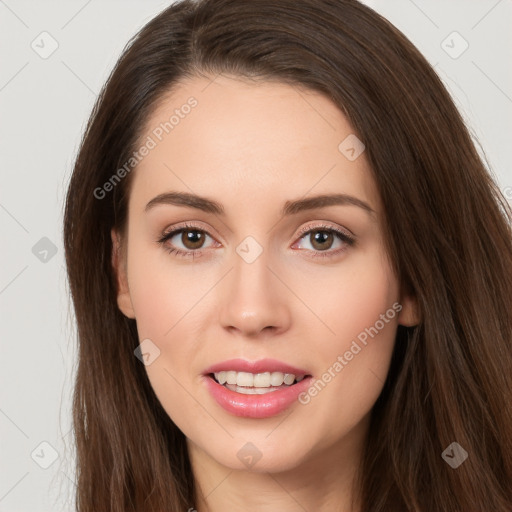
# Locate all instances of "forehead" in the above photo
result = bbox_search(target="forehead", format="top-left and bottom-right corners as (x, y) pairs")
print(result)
(129, 74), (380, 217)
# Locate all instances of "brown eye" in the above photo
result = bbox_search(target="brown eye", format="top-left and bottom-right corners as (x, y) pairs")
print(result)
(180, 229), (206, 250)
(309, 230), (335, 251)
(158, 224), (216, 257)
(293, 224), (355, 259)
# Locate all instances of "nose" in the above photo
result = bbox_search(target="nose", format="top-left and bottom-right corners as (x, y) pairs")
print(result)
(218, 248), (292, 338)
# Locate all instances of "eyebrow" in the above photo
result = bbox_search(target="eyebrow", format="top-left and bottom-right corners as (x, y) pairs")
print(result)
(145, 191), (375, 218)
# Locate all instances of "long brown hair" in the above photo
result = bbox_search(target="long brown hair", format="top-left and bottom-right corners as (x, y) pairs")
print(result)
(63, 0), (512, 510)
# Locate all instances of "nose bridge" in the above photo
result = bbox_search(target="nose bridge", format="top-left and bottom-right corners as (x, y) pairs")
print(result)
(218, 238), (291, 335)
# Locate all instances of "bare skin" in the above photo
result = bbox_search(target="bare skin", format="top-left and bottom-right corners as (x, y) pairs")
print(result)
(112, 74), (419, 512)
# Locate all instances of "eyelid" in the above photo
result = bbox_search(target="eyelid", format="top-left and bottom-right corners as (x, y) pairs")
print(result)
(161, 220), (354, 241)
(158, 220), (356, 258)
(161, 220), (214, 237)
(294, 221), (355, 240)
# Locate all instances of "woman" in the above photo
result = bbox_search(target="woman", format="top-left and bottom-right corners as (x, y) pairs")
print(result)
(63, 0), (512, 510)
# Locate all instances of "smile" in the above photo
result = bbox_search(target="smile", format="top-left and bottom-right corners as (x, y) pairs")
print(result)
(202, 359), (314, 418)
(212, 371), (306, 393)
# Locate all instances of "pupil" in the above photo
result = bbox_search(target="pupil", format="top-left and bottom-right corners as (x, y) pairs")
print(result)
(312, 231), (332, 250)
(183, 230), (203, 249)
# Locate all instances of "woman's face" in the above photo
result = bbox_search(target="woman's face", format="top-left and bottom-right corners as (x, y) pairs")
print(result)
(113, 74), (417, 473)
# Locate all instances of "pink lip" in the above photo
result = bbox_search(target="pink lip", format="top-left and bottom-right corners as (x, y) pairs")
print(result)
(203, 358), (309, 376)
(202, 358), (313, 419)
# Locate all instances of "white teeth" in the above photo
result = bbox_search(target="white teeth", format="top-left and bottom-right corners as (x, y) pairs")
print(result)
(213, 371), (304, 388)
(253, 372), (270, 387)
(283, 373), (295, 385)
(270, 372), (285, 386)
(225, 384), (281, 394)
(236, 372), (254, 387)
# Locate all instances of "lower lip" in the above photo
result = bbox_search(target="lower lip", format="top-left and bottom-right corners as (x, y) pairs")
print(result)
(203, 374), (313, 418)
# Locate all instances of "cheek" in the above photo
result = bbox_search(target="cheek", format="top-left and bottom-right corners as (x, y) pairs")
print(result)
(126, 243), (213, 433)
(302, 316), (396, 446)
(126, 240), (206, 338)
(293, 249), (399, 435)
(292, 242), (398, 361)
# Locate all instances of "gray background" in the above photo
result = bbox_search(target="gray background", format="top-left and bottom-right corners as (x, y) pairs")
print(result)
(1, 1), (511, 510)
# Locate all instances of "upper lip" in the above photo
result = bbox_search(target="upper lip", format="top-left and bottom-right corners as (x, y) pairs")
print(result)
(203, 358), (310, 376)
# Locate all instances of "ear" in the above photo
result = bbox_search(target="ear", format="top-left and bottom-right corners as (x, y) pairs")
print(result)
(111, 228), (136, 319)
(397, 292), (420, 327)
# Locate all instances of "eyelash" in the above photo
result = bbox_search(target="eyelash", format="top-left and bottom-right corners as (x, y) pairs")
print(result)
(156, 222), (356, 260)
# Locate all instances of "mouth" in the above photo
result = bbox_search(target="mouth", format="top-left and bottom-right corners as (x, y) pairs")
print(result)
(207, 371), (311, 395)
(202, 358), (314, 417)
